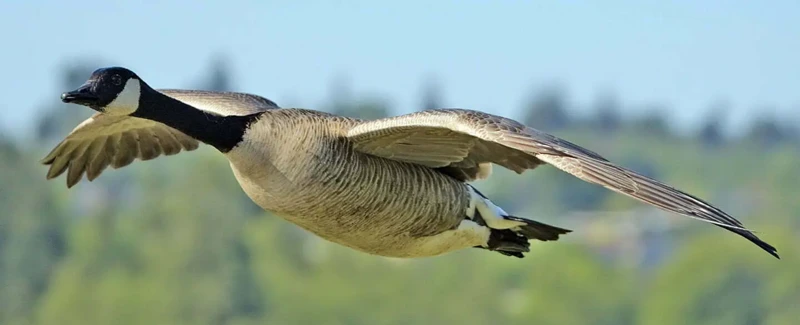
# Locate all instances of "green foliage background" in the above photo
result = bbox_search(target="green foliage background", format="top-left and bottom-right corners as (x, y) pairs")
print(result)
(0, 59), (797, 325)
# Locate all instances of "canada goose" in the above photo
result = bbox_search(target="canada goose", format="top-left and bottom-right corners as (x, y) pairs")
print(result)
(42, 66), (779, 259)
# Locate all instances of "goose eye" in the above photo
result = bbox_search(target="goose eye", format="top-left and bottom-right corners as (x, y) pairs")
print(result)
(111, 74), (122, 86)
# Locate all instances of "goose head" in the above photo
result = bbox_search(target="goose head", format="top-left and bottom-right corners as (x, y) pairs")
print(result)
(61, 66), (144, 116)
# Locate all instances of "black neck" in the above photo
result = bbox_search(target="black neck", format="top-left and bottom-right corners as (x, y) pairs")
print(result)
(131, 86), (260, 153)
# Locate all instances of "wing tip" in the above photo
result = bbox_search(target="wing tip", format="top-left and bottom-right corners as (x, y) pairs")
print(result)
(760, 244), (780, 260)
(725, 226), (780, 259)
(757, 240), (780, 260)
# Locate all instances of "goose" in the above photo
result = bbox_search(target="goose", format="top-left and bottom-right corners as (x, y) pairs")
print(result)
(42, 66), (779, 259)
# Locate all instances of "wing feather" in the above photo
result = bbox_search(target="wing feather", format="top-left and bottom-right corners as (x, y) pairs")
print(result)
(42, 90), (278, 188)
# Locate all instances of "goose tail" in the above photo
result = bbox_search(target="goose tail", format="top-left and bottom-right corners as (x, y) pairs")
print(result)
(467, 185), (571, 258)
(474, 216), (572, 258)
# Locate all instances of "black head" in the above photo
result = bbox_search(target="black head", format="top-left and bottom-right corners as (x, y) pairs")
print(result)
(61, 67), (143, 115)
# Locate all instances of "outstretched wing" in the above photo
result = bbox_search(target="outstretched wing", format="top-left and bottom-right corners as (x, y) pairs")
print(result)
(346, 108), (779, 259)
(41, 90), (278, 188)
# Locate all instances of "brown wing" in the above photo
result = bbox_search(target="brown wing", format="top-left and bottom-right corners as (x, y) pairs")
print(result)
(346, 108), (779, 258)
(346, 111), (547, 181)
(41, 114), (200, 188)
(41, 90), (279, 188)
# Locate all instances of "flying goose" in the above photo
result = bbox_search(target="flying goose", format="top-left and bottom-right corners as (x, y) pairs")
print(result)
(42, 67), (779, 259)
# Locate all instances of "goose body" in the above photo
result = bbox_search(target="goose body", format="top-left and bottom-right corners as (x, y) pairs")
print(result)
(43, 67), (779, 259)
(226, 109), (480, 256)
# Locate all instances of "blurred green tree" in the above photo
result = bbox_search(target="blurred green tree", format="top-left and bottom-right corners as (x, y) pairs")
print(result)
(522, 84), (572, 131)
(639, 229), (797, 325)
(419, 76), (445, 112)
(196, 54), (234, 92)
(631, 105), (671, 138)
(0, 134), (67, 325)
(697, 101), (729, 149)
(746, 112), (789, 150)
(589, 91), (623, 134)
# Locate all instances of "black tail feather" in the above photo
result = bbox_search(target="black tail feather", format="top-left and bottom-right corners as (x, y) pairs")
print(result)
(475, 216), (572, 258)
(505, 216), (572, 242)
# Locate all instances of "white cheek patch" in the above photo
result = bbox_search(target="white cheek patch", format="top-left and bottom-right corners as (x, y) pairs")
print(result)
(105, 79), (140, 116)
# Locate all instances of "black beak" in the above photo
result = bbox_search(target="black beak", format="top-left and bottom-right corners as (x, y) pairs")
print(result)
(61, 83), (99, 105)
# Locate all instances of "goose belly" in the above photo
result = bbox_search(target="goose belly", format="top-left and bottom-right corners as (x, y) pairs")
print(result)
(226, 149), (479, 257)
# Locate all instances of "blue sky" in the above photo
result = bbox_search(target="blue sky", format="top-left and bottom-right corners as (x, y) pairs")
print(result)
(1, 1), (798, 138)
